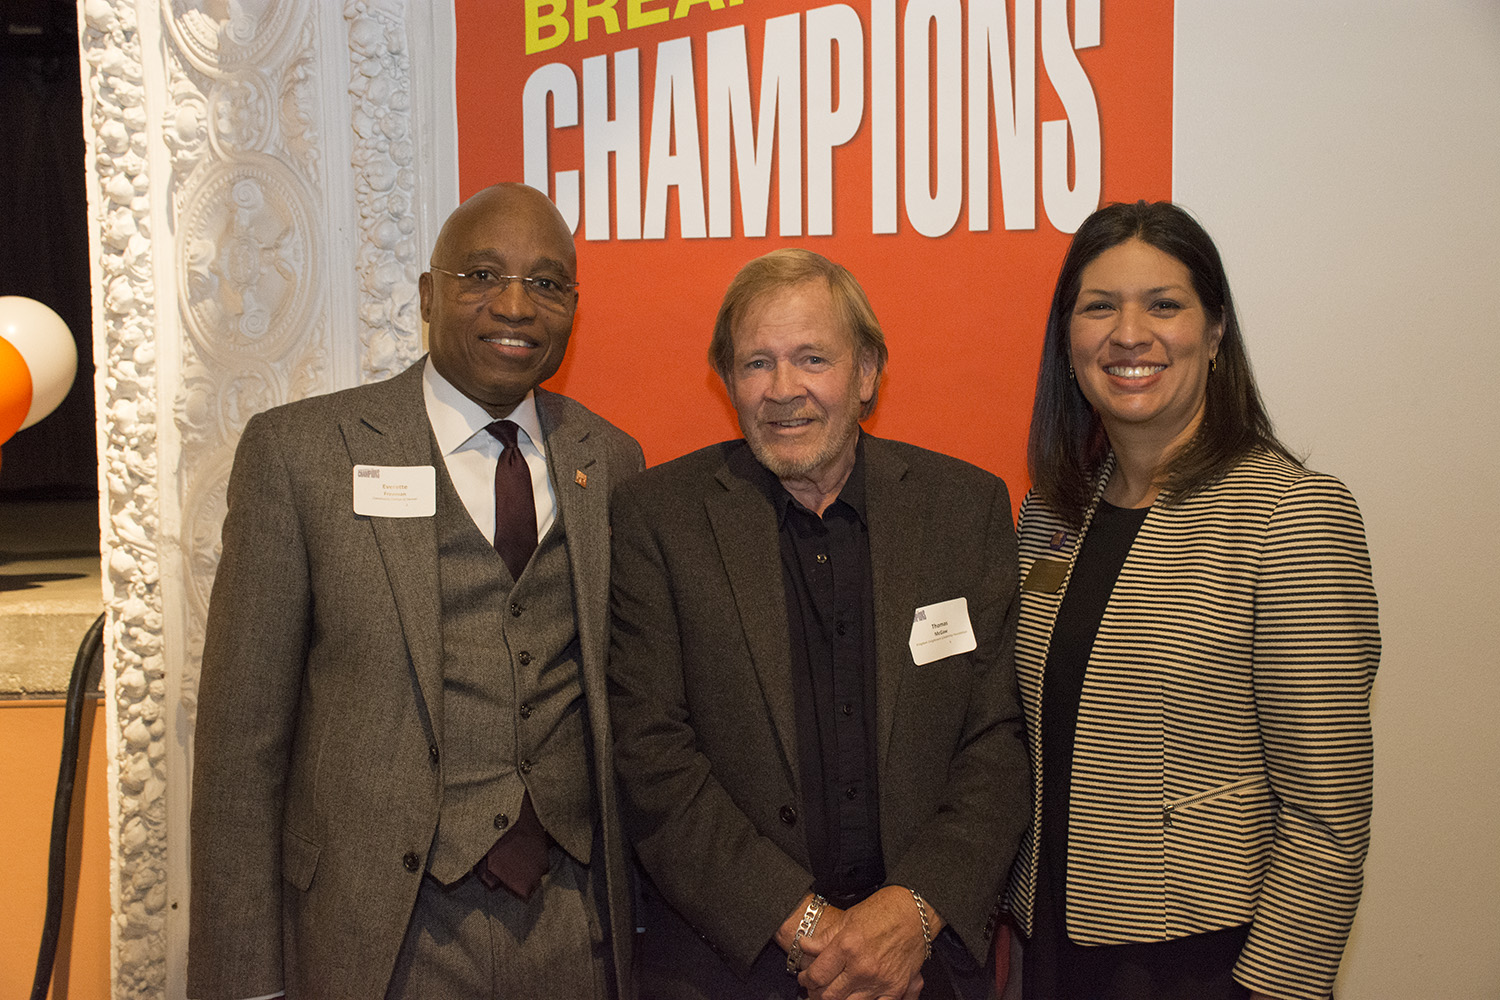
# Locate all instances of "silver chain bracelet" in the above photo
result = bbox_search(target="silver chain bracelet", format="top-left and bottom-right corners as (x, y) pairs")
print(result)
(786, 894), (828, 974)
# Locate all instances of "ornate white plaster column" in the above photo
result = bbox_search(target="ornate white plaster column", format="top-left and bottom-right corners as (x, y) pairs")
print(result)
(75, 1), (456, 994)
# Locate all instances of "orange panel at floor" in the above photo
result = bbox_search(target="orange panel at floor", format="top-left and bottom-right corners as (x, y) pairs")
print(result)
(0, 700), (111, 1000)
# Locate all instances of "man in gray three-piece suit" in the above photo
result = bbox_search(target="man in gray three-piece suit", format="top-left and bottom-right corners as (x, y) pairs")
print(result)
(188, 183), (643, 1000)
(608, 249), (1030, 1000)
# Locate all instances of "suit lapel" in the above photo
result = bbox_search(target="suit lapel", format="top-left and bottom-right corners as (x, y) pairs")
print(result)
(705, 447), (801, 789)
(863, 437), (923, 773)
(536, 390), (606, 680)
(337, 363), (446, 741)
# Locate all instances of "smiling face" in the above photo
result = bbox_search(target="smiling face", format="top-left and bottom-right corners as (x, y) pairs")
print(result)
(726, 281), (878, 498)
(1069, 238), (1224, 454)
(419, 184), (577, 418)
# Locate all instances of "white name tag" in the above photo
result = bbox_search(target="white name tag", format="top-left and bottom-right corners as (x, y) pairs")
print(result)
(908, 597), (977, 666)
(352, 464), (436, 518)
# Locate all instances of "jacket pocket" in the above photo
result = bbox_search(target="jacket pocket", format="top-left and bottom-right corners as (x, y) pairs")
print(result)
(1162, 774), (1267, 828)
(282, 825), (320, 891)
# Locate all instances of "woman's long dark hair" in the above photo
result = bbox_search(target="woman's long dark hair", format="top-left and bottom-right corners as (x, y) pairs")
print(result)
(1027, 201), (1298, 524)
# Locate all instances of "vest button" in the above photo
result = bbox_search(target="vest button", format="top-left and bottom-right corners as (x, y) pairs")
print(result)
(494, 813), (509, 831)
(779, 805), (798, 826)
(402, 852), (420, 872)
(518, 651), (532, 666)
(428, 745), (439, 763)
(520, 759), (534, 774)
(519, 703), (533, 720)
(510, 602), (522, 617)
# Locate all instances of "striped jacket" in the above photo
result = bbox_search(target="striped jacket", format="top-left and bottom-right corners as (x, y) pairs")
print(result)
(1005, 448), (1379, 1000)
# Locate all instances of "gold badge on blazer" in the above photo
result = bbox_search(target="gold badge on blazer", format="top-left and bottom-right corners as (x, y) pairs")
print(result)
(1022, 558), (1069, 594)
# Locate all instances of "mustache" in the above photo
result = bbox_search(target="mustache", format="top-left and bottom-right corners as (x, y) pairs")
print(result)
(761, 404), (818, 423)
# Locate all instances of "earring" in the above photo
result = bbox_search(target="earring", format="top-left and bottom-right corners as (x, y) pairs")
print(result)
(1210, 356), (1217, 373)
(1068, 363), (1076, 381)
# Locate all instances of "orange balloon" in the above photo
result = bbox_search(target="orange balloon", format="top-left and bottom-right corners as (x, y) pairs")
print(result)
(0, 334), (32, 446)
(0, 296), (76, 431)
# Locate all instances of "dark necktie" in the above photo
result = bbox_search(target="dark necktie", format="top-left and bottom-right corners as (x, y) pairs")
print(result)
(476, 419), (550, 898)
(486, 419), (538, 580)
(475, 791), (551, 900)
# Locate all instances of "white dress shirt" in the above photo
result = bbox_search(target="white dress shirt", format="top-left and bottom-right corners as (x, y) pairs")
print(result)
(422, 357), (558, 545)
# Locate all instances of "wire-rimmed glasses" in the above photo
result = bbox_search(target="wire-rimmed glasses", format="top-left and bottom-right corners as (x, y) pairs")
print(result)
(428, 266), (578, 311)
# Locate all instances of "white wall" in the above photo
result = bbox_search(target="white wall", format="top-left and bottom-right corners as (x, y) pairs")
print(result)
(1174, 2), (1500, 996)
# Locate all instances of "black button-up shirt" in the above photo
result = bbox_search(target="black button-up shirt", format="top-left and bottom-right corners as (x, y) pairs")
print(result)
(772, 441), (884, 904)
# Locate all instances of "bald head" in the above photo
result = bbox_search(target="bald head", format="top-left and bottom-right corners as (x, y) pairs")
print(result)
(432, 183), (576, 275)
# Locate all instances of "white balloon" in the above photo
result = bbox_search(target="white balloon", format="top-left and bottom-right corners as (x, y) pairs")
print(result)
(0, 295), (80, 430)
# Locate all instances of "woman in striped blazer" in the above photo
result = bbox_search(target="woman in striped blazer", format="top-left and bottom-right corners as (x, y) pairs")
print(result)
(1005, 201), (1379, 1000)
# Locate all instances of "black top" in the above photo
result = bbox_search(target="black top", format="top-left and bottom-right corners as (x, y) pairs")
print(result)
(1039, 500), (1149, 912)
(771, 441), (884, 904)
(1026, 500), (1250, 1000)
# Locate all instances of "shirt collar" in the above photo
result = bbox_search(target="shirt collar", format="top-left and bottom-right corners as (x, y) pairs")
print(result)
(421, 357), (546, 458)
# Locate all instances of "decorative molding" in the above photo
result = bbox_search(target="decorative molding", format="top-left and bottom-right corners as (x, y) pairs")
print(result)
(161, 26), (334, 965)
(345, 0), (426, 382)
(163, 0), (306, 78)
(78, 1), (168, 995)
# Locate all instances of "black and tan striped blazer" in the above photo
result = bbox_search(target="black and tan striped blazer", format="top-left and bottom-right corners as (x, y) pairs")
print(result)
(1005, 448), (1379, 1000)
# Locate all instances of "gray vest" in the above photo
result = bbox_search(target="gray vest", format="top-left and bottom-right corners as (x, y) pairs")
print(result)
(425, 456), (596, 885)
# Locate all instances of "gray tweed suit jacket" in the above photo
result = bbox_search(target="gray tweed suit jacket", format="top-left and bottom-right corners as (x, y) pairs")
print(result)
(187, 360), (643, 1000)
(608, 435), (1030, 992)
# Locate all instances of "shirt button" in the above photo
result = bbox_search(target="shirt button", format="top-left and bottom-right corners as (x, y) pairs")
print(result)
(520, 759), (534, 774)
(779, 805), (798, 826)
(840, 702), (853, 717)
(402, 852), (420, 872)
(836, 622), (847, 636)
(494, 813), (509, 831)
(815, 553), (828, 564)
(519, 703), (533, 720)
(518, 651), (532, 666)
(845, 786), (858, 800)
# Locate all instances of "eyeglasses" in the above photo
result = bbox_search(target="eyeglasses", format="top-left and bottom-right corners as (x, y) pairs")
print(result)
(428, 266), (578, 310)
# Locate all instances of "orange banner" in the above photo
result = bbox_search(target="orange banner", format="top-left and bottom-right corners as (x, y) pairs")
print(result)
(456, 0), (1172, 496)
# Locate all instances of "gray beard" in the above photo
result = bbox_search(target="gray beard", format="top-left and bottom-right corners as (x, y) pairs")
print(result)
(744, 417), (860, 482)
